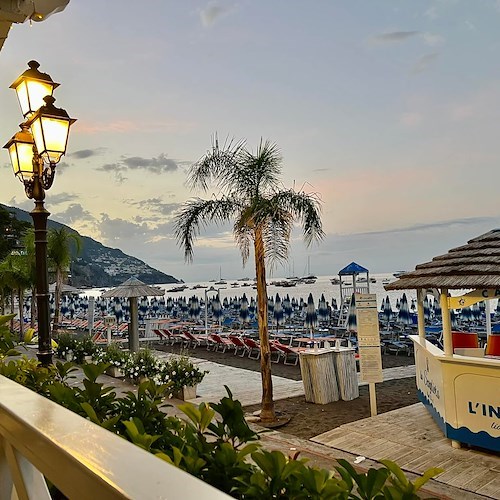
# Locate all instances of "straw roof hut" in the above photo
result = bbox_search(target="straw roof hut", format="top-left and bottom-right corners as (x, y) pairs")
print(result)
(102, 277), (164, 352)
(386, 229), (500, 291)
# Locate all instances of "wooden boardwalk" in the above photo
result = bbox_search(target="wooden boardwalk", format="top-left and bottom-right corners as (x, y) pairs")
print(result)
(312, 403), (500, 499)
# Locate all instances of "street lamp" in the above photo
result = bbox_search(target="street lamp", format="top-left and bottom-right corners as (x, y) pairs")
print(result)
(3, 61), (76, 366)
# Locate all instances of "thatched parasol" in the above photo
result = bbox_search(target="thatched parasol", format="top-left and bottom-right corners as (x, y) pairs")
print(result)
(101, 277), (164, 352)
(386, 229), (500, 290)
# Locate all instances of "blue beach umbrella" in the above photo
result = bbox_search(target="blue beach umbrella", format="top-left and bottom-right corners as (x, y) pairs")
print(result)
(398, 293), (412, 329)
(239, 293), (250, 326)
(211, 295), (223, 322)
(423, 297), (431, 323)
(346, 294), (357, 332)
(304, 293), (318, 338)
(318, 294), (329, 323)
(380, 297), (386, 313)
(433, 298), (441, 320)
(274, 293), (284, 332)
(248, 297), (256, 318)
(383, 296), (393, 325)
(283, 294), (292, 322)
(166, 297), (173, 316)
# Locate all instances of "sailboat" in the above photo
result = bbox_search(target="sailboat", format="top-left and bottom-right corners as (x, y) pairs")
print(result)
(214, 266), (227, 285)
(300, 256), (317, 283)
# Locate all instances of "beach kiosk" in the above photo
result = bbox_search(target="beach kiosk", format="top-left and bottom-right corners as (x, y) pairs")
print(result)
(386, 230), (500, 452)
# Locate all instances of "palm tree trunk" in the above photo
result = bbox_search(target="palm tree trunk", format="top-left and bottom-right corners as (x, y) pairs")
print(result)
(10, 290), (15, 332)
(254, 227), (275, 422)
(30, 287), (37, 328)
(18, 288), (24, 342)
(53, 270), (63, 332)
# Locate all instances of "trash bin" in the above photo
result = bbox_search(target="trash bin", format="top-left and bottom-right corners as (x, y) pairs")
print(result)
(332, 347), (359, 401)
(299, 348), (340, 404)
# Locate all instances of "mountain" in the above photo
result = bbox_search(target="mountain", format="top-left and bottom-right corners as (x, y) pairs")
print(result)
(1, 204), (181, 287)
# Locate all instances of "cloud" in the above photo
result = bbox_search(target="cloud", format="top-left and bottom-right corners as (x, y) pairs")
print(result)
(371, 31), (419, 44)
(7, 196), (33, 212)
(129, 197), (182, 216)
(199, 2), (232, 27)
(46, 192), (77, 205)
(424, 6), (438, 20)
(422, 33), (445, 46)
(53, 203), (96, 226)
(122, 153), (179, 173)
(69, 148), (106, 159)
(97, 163), (126, 172)
(412, 52), (439, 74)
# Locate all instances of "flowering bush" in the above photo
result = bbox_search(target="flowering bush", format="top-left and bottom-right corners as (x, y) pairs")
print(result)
(54, 334), (97, 363)
(121, 349), (208, 393)
(94, 342), (130, 369)
(163, 355), (208, 394)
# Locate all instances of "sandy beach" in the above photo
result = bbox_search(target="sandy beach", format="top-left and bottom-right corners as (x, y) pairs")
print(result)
(155, 343), (417, 439)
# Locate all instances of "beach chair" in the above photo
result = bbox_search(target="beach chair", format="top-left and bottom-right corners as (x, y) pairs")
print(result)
(207, 333), (234, 353)
(271, 341), (304, 365)
(152, 329), (170, 344)
(228, 335), (249, 356)
(181, 330), (208, 349)
(242, 337), (261, 360)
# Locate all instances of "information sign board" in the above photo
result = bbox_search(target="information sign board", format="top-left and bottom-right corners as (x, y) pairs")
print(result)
(356, 293), (383, 384)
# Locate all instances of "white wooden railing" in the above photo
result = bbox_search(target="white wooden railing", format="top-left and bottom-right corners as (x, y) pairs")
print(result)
(0, 375), (229, 499)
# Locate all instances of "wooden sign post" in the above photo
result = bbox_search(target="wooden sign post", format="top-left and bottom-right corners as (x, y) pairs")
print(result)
(356, 293), (383, 416)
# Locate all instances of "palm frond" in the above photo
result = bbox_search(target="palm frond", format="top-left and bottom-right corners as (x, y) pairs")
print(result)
(187, 135), (246, 192)
(233, 216), (253, 266)
(238, 139), (282, 196)
(271, 189), (324, 246)
(260, 206), (294, 267)
(173, 196), (239, 262)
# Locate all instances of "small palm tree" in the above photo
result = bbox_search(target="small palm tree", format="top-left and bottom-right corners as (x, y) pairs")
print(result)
(48, 228), (81, 332)
(174, 138), (323, 422)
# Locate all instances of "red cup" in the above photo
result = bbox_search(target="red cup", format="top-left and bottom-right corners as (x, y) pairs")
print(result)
(452, 331), (479, 349)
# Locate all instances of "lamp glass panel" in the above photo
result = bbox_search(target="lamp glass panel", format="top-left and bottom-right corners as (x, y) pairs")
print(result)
(32, 116), (70, 164)
(15, 80), (53, 117)
(8, 142), (35, 180)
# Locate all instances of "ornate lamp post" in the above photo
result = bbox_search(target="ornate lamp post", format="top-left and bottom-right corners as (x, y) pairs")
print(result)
(3, 61), (76, 366)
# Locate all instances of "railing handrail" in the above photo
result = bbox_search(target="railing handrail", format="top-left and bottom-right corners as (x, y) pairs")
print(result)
(0, 375), (229, 499)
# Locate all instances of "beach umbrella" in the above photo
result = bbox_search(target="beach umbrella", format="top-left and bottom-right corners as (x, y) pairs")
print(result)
(189, 296), (201, 321)
(211, 295), (223, 322)
(383, 295), (393, 325)
(248, 297), (256, 318)
(346, 294), (357, 332)
(471, 302), (481, 322)
(101, 277), (164, 352)
(380, 297), (386, 313)
(139, 297), (148, 320)
(113, 297), (123, 324)
(239, 293), (250, 326)
(166, 297), (173, 316)
(318, 294), (329, 323)
(496, 300), (500, 316)
(273, 293), (284, 332)
(268, 296), (274, 314)
(433, 298), (441, 320)
(151, 297), (159, 317)
(396, 298), (400, 310)
(410, 299), (416, 313)
(450, 309), (458, 329)
(304, 292), (318, 338)
(423, 297), (430, 322)
(331, 298), (338, 311)
(460, 306), (472, 324)
(398, 293), (412, 329)
(283, 294), (292, 321)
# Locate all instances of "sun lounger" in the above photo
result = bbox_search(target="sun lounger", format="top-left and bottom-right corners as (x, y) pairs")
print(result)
(207, 333), (234, 352)
(227, 335), (249, 356)
(271, 341), (305, 365)
(181, 330), (208, 348)
(242, 337), (261, 360)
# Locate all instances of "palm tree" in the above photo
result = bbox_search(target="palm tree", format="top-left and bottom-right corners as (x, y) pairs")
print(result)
(0, 255), (31, 340)
(48, 228), (81, 332)
(174, 138), (323, 422)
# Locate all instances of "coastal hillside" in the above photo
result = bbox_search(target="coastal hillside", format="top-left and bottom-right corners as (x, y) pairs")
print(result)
(0, 204), (180, 288)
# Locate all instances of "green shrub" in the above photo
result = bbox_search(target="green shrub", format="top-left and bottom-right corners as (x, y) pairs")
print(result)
(0, 328), (443, 498)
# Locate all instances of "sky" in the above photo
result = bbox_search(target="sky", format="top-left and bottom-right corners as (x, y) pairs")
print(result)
(1, 0), (500, 282)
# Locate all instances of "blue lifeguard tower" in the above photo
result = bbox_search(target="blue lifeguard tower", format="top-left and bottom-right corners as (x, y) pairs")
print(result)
(337, 262), (370, 327)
